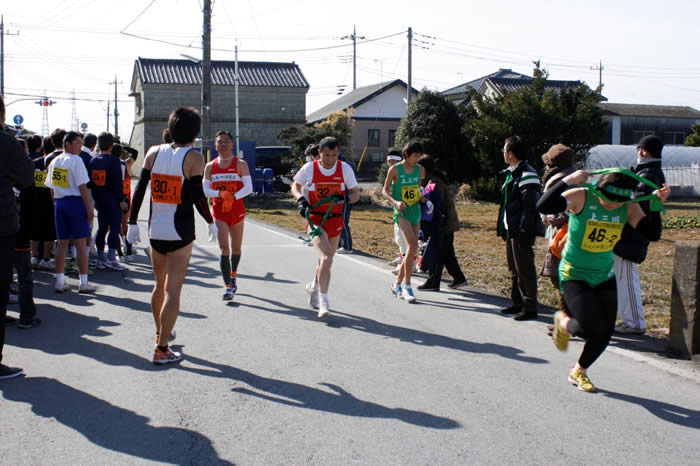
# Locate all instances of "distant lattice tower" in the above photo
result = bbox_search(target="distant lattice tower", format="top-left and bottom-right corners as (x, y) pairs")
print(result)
(35, 90), (55, 137)
(71, 89), (79, 131)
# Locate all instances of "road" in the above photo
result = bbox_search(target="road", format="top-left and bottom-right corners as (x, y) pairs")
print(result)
(1, 213), (699, 465)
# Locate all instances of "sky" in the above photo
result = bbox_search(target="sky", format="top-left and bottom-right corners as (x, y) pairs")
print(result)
(2, 0), (699, 142)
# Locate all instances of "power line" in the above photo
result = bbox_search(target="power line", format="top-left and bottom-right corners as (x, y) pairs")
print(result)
(120, 0), (158, 33)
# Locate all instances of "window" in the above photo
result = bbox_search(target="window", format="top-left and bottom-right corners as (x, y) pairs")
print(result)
(369, 151), (384, 162)
(632, 130), (655, 143)
(134, 94), (142, 115)
(368, 129), (380, 146)
(663, 131), (686, 145)
(388, 129), (397, 148)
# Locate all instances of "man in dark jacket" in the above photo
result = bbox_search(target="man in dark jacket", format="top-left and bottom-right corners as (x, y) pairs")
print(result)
(612, 135), (666, 334)
(0, 95), (35, 379)
(497, 136), (541, 321)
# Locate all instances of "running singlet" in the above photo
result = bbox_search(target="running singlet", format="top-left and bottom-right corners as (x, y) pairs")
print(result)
(308, 160), (345, 217)
(559, 192), (628, 287)
(148, 144), (196, 242)
(211, 156), (245, 223)
(391, 163), (422, 225)
(122, 161), (131, 199)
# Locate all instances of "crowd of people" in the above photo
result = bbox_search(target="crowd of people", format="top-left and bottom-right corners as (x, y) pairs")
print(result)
(1, 97), (671, 394)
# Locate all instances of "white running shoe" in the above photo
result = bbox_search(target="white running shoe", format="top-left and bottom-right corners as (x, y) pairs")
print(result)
(55, 282), (70, 293)
(104, 260), (125, 271)
(318, 298), (329, 318)
(38, 259), (55, 271)
(31, 256), (40, 268)
(391, 282), (402, 297)
(401, 286), (416, 303)
(78, 283), (96, 294)
(306, 282), (319, 309)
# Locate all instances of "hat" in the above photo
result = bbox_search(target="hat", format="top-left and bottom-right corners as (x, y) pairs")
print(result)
(542, 144), (574, 168)
(637, 135), (663, 158)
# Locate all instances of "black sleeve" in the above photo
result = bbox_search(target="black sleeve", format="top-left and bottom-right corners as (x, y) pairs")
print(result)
(519, 184), (541, 235)
(128, 168), (151, 224)
(124, 146), (139, 162)
(633, 211), (662, 242)
(537, 180), (569, 215)
(190, 175), (213, 224)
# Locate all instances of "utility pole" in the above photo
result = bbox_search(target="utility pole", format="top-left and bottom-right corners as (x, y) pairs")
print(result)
(341, 25), (365, 90)
(71, 89), (79, 131)
(234, 43), (240, 157)
(590, 60), (604, 93)
(109, 75), (122, 137)
(201, 0), (212, 160)
(1, 16), (20, 98)
(407, 27), (413, 103)
(106, 101), (110, 133)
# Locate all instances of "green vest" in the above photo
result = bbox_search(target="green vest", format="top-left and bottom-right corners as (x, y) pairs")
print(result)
(392, 163), (422, 225)
(559, 192), (628, 288)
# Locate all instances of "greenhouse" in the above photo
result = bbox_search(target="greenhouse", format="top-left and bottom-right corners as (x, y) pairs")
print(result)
(585, 145), (700, 198)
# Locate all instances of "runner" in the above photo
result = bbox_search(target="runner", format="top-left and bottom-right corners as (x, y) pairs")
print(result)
(291, 136), (359, 318)
(382, 140), (428, 303)
(537, 169), (669, 392)
(203, 130), (252, 301)
(126, 107), (217, 365)
(44, 131), (96, 293)
(119, 145), (138, 262)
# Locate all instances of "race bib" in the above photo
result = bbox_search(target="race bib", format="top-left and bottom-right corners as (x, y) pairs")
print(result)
(123, 177), (131, 196)
(92, 169), (106, 187)
(581, 220), (623, 253)
(34, 170), (48, 188)
(401, 185), (421, 206)
(52, 167), (70, 188)
(151, 173), (182, 204)
(314, 183), (343, 200)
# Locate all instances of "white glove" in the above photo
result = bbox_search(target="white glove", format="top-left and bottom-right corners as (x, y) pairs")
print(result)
(426, 200), (434, 215)
(207, 222), (218, 242)
(126, 224), (141, 244)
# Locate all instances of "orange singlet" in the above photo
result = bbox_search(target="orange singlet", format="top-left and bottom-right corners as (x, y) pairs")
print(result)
(211, 156), (246, 225)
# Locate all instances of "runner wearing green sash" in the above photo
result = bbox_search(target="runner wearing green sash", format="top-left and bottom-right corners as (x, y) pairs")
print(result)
(382, 140), (427, 303)
(537, 169), (669, 393)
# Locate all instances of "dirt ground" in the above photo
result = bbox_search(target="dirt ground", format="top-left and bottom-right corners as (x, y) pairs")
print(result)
(246, 192), (700, 338)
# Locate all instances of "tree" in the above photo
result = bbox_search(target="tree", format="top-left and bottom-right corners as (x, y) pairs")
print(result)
(462, 61), (606, 200)
(685, 124), (700, 146)
(393, 90), (474, 182)
(277, 110), (353, 174)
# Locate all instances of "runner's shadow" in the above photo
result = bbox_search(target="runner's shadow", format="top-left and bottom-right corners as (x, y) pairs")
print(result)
(598, 388), (700, 429)
(0, 377), (232, 464)
(237, 272), (298, 284)
(236, 294), (547, 364)
(180, 354), (460, 430)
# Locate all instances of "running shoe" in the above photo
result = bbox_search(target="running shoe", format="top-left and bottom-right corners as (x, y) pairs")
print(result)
(55, 282), (70, 293)
(38, 259), (55, 271)
(78, 283), (96, 294)
(230, 277), (238, 294)
(104, 260), (125, 271)
(336, 247), (352, 254)
(447, 278), (469, 289)
(318, 299), (330, 318)
(222, 287), (234, 301)
(552, 311), (570, 352)
(31, 256), (40, 268)
(388, 255), (403, 266)
(401, 286), (416, 303)
(614, 323), (645, 335)
(88, 258), (99, 268)
(125, 254), (135, 263)
(391, 282), (402, 297)
(305, 282), (319, 309)
(152, 346), (182, 365)
(568, 368), (595, 393)
(18, 318), (42, 329)
(0, 364), (24, 379)
(96, 260), (107, 270)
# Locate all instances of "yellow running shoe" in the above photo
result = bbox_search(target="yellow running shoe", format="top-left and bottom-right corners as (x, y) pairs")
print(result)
(552, 311), (570, 351)
(568, 368), (595, 393)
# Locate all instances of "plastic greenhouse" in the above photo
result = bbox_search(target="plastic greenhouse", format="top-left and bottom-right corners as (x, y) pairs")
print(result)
(585, 145), (700, 197)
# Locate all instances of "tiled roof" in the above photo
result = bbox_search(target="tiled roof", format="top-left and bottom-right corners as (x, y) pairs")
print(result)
(441, 69), (531, 96)
(487, 77), (582, 95)
(598, 103), (700, 119)
(306, 79), (418, 124)
(135, 57), (309, 88)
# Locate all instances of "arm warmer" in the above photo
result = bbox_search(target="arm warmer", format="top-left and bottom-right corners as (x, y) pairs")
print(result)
(190, 175), (214, 224)
(234, 175), (253, 200)
(537, 180), (569, 215)
(124, 146), (139, 162)
(128, 168), (151, 224)
(634, 212), (662, 242)
(202, 179), (221, 198)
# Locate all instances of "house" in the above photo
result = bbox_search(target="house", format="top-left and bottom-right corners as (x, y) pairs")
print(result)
(598, 103), (700, 145)
(306, 79), (418, 178)
(441, 68), (585, 106)
(128, 57), (309, 168)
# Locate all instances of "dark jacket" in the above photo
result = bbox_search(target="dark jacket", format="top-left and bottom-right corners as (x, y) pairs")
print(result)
(89, 154), (124, 203)
(497, 160), (542, 241)
(613, 160), (665, 263)
(420, 185), (444, 272)
(0, 128), (34, 237)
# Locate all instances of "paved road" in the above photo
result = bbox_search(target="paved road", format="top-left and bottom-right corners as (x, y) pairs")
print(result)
(2, 214), (699, 465)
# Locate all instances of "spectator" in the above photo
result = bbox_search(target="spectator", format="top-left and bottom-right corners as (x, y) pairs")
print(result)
(337, 152), (357, 254)
(497, 136), (541, 321)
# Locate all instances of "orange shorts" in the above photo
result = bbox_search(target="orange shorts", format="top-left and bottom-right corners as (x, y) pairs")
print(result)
(308, 214), (343, 238)
(213, 202), (245, 226)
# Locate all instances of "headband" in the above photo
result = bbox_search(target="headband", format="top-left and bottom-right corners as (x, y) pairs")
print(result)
(387, 155), (402, 161)
(583, 168), (665, 213)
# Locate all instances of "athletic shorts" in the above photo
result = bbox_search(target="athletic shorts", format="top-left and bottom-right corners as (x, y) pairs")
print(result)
(150, 238), (192, 255)
(394, 204), (422, 227)
(55, 196), (91, 240)
(213, 202), (245, 226)
(308, 213), (343, 238)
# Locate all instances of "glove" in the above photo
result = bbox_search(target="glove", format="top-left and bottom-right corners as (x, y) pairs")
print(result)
(297, 197), (310, 218)
(208, 222), (218, 242)
(331, 193), (345, 205)
(425, 200), (434, 215)
(220, 190), (234, 212)
(126, 224), (141, 245)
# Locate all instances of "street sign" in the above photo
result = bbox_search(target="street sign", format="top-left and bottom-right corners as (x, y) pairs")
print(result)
(13, 114), (23, 125)
(80, 122), (88, 130)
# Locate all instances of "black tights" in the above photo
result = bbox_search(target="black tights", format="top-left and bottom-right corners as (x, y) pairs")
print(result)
(562, 278), (617, 369)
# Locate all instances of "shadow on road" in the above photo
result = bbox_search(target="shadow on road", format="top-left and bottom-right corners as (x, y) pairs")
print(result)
(236, 294), (548, 365)
(598, 388), (700, 429)
(180, 354), (460, 430)
(0, 377), (232, 465)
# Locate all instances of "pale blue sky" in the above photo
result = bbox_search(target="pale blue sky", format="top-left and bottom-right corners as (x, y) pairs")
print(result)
(2, 0), (698, 140)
